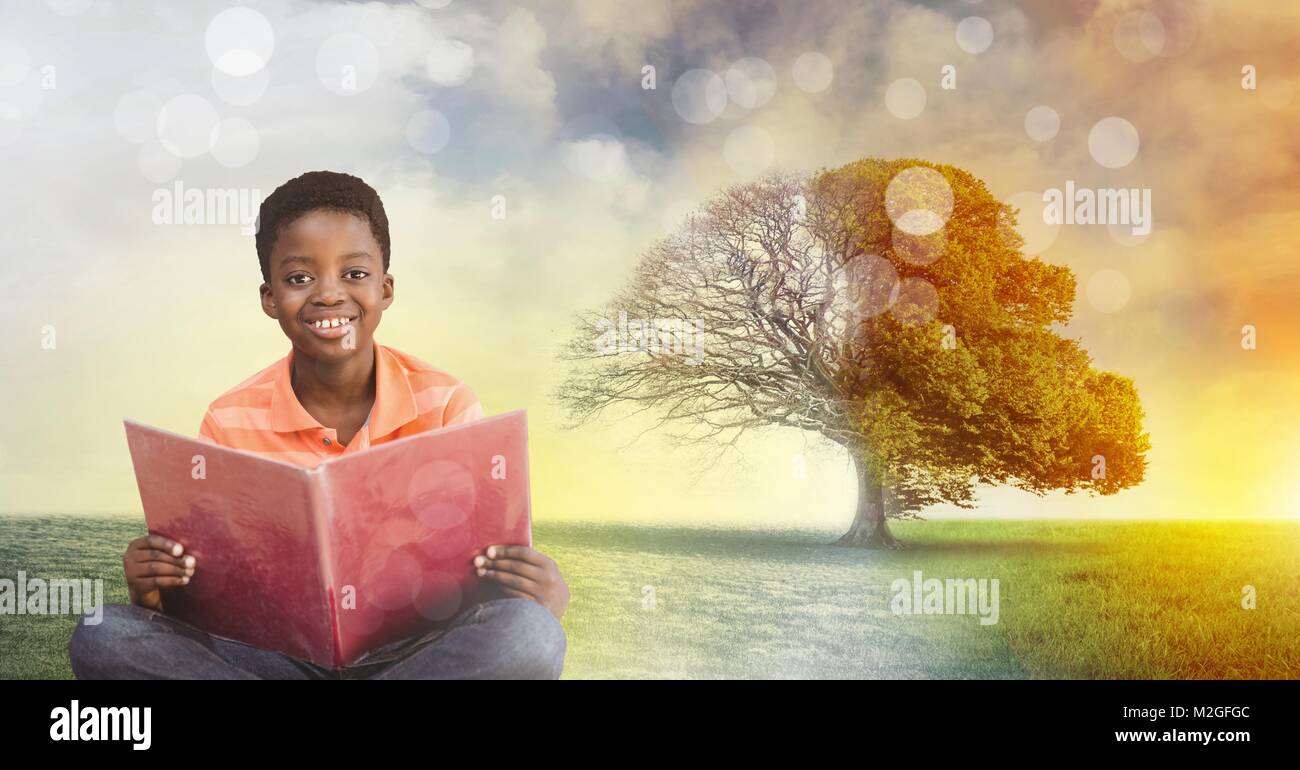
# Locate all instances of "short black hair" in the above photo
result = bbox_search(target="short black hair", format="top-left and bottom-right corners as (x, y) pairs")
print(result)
(255, 170), (391, 283)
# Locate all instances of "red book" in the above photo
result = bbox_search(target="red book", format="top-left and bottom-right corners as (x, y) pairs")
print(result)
(122, 410), (532, 668)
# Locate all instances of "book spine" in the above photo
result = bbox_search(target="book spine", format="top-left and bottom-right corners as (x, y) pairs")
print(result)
(521, 414), (534, 549)
(307, 466), (344, 668)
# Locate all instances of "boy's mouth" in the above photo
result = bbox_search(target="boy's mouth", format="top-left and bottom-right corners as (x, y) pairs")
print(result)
(303, 314), (358, 340)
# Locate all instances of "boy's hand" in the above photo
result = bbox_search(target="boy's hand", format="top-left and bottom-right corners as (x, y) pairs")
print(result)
(123, 535), (196, 611)
(474, 545), (569, 621)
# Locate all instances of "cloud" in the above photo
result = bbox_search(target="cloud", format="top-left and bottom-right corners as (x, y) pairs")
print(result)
(563, 136), (652, 210)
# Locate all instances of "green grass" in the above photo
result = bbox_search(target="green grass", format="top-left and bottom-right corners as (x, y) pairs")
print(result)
(2, 516), (1297, 679)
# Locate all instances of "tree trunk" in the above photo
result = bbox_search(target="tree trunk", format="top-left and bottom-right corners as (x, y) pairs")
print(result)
(834, 455), (901, 549)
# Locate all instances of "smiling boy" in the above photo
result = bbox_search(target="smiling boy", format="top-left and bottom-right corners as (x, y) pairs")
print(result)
(68, 171), (569, 680)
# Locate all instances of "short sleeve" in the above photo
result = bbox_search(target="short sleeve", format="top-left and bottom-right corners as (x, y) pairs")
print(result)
(443, 382), (484, 426)
(198, 410), (223, 445)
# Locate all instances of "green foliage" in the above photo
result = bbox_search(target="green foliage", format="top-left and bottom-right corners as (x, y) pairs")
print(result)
(812, 158), (1150, 512)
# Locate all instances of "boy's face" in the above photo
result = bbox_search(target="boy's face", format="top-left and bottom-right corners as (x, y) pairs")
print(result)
(260, 209), (393, 363)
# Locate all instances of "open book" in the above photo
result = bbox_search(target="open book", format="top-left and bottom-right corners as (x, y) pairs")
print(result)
(122, 410), (532, 669)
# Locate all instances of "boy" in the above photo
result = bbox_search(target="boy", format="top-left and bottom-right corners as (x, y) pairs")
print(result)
(68, 171), (569, 680)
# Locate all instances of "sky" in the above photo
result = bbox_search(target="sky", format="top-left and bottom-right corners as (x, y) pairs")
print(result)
(1, 0), (1297, 528)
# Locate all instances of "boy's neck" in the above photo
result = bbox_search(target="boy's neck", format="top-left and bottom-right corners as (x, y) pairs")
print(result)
(290, 340), (378, 414)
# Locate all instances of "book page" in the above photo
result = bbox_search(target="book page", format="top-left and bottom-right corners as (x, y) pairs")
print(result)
(319, 411), (532, 666)
(124, 421), (336, 665)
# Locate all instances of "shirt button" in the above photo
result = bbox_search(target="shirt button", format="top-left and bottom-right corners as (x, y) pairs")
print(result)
(323, 437), (332, 445)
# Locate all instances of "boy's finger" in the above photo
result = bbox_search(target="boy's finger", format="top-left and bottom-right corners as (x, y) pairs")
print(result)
(478, 568), (539, 594)
(144, 535), (184, 557)
(141, 561), (191, 578)
(148, 575), (190, 589)
(475, 557), (544, 581)
(496, 586), (533, 601)
(484, 544), (544, 565)
(133, 549), (194, 568)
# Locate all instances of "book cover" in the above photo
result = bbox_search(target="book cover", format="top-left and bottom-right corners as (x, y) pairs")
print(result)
(122, 410), (532, 668)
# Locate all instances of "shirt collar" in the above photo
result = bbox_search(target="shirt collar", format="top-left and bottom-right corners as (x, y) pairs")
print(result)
(270, 342), (419, 440)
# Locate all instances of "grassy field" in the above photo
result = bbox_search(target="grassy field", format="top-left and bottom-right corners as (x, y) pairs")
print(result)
(1, 515), (1297, 679)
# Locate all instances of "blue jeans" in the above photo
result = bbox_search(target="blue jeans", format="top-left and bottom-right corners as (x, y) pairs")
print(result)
(68, 599), (566, 680)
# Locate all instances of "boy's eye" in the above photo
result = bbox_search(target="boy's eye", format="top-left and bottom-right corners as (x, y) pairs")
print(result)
(286, 270), (365, 284)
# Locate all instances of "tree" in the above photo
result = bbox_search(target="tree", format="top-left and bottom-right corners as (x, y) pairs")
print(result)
(556, 158), (1150, 548)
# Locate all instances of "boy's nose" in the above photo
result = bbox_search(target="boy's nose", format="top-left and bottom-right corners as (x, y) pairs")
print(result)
(310, 280), (349, 302)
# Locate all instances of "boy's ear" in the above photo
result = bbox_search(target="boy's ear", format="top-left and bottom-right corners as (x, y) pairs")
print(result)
(381, 273), (395, 310)
(260, 282), (279, 319)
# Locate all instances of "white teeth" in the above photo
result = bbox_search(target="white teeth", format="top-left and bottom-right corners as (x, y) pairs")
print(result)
(310, 317), (353, 329)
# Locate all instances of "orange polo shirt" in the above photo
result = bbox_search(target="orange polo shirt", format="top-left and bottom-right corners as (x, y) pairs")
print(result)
(197, 343), (483, 469)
